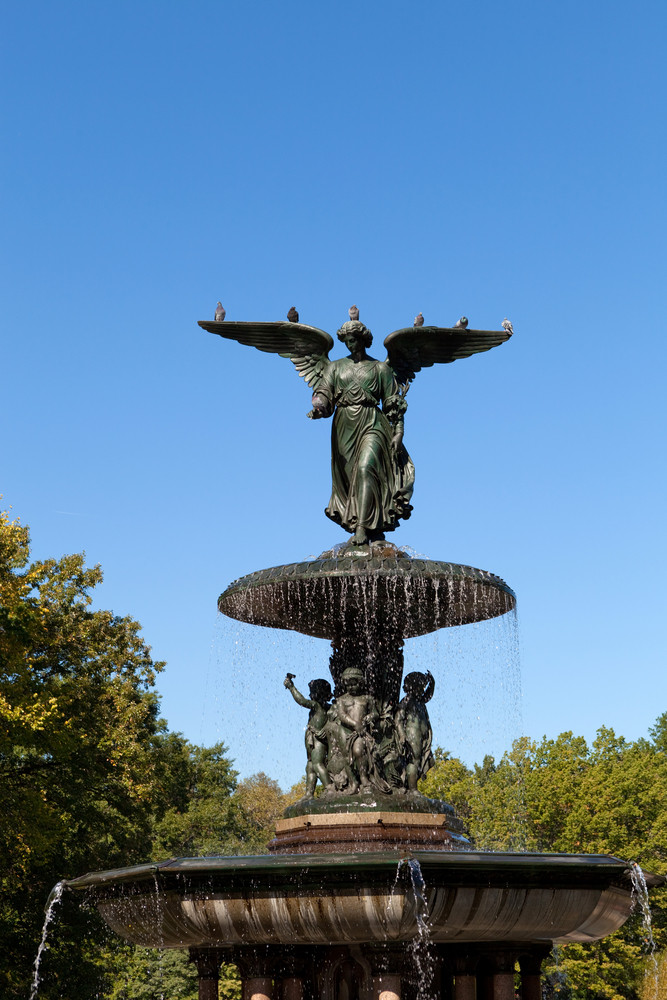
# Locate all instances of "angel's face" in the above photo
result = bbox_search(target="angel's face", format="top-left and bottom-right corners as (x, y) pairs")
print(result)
(342, 332), (365, 355)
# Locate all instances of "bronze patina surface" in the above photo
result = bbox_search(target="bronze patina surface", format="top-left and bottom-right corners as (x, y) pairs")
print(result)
(200, 316), (511, 547)
(219, 547), (516, 639)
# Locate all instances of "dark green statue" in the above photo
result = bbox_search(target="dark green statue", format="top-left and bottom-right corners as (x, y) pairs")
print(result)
(395, 670), (435, 792)
(283, 667), (436, 799)
(199, 309), (512, 547)
(283, 675), (332, 796)
(309, 321), (413, 545)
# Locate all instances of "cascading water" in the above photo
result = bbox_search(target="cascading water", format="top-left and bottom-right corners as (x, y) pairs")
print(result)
(630, 860), (659, 985)
(403, 858), (435, 1000)
(29, 881), (65, 1000)
(210, 584), (523, 791)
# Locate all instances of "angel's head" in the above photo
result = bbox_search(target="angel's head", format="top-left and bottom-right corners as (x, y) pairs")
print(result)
(337, 320), (373, 353)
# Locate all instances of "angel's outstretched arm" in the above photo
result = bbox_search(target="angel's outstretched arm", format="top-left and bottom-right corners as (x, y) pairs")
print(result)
(199, 319), (335, 418)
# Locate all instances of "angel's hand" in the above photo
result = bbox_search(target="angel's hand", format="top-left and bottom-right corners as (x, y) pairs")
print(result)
(392, 430), (403, 454)
(309, 392), (331, 420)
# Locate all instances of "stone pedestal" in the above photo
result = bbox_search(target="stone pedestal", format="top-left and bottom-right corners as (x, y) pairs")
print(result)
(269, 809), (466, 854)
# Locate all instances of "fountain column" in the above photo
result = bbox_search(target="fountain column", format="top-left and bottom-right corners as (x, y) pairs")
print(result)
(518, 951), (549, 1000)
(454, 974), (477, 1000)
(453, 954), (478, 1000)
(189, 948), (224, 1000)
(281, 976), (304, 1000)
(485, 952), (516, 1000)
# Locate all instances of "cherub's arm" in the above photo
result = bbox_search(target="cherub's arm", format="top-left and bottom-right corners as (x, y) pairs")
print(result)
(284, 676), (314, 709)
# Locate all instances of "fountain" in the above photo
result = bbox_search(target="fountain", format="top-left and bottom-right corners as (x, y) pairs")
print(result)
(64, 309), (662, 999)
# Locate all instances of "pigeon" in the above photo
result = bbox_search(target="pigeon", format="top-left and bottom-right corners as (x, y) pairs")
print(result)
(414, 313), (424, 327)
(349, 305), (359, 321)
(287, 306), (299, 323)
(214, 302), (226, 322)
(502, 318), (514, 335)
(453, 316), (468, 329)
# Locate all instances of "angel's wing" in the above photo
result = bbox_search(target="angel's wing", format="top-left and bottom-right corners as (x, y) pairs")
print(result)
(384, 326), (512, 386)
(198, 320), (333, 389)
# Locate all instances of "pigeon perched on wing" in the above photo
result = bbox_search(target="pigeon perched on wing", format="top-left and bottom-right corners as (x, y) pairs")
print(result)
(453, 316), (468, 329)
(287, 306), (299, 323)
(214, 302), (226, 322)
(502, 318), (514, 335)
(414, 312), (424, 327)
(348, 304), (359, 321)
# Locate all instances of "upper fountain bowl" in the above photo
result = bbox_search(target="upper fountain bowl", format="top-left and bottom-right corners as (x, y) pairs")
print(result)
(218, 543), (516, 640)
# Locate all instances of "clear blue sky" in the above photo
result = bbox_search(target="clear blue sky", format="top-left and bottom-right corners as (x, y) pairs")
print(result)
(3, 1), (666, 788)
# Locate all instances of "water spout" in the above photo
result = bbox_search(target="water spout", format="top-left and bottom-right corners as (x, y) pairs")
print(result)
(389, 857), (434, 999)
(629, 861), (658, 980)
(29, 881), (65, 1000)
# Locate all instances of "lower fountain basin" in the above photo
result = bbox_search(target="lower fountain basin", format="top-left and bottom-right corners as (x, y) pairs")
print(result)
(66, 851), (656, 949)
(218, 548), (516, 639)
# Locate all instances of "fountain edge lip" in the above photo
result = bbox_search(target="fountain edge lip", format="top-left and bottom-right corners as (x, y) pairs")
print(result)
(220, 556), (516, 598)
(61, 851), (665, 893)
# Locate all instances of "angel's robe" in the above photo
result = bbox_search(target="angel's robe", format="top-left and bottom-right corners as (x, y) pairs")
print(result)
(316, 356), (415, 535)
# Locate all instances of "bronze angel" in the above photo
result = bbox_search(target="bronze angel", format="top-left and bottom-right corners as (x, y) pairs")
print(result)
(198, 312), (512, 546)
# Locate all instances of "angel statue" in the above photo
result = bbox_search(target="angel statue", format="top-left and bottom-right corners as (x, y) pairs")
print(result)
(199, 308), (511, 546)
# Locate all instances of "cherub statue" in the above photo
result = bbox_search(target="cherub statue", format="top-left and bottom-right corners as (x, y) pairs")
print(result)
(327, 666), (390, 793)
(199, 310), (511, 546)
(283, 674), (332, 796)
(395, 670), (435, 793)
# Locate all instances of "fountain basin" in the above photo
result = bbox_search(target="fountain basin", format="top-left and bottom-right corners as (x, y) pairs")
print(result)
(218, 550), (516, 639)
(65, 851), (657, 949)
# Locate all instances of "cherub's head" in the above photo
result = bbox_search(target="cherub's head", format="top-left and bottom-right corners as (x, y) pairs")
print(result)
(403, 671), (428, 697)
(341, 666), (366, 695)
(309, 678), (332, 703)
(336, 320), (373, 352)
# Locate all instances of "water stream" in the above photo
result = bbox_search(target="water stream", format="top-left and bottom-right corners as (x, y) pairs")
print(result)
(387, 858), (435, 999)
(629, 861), (658, 982)
(29, 881), (65, 1000)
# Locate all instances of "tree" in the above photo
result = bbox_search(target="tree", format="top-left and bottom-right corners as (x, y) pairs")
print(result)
(421, 728), (667, 1000)
(0, 511), (168, 998)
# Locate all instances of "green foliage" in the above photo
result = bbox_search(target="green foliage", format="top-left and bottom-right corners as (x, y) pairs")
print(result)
(101, 943), (240, 1000)
(0, 512), (169, 998)
(421, 728), (667, 1000)
(0, 511), (283, 998)
(639, 951), (667, 1000)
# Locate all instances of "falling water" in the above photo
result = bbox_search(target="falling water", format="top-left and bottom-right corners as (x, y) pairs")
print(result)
(407, 605), (523, 770)
(543, 944), (569, 996)
(404, 858), (435, 1000)
(629, 861), (659, 987)
(386, 858), (436, 999)
(29, 881), (65, 1000)
(211, 606), (523, 790)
